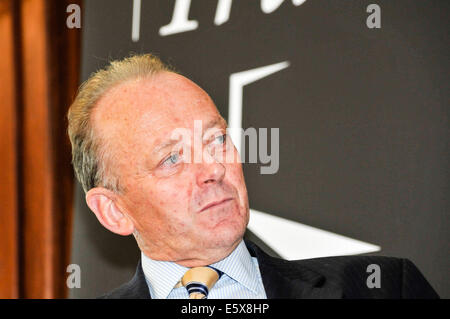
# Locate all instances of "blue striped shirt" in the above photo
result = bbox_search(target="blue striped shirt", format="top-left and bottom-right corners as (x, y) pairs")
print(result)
(141, 240), (267, 299)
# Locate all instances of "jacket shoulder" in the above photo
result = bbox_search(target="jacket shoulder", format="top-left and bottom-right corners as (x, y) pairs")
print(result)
(97, 260), (151, 299)
(291, 255), (438, 298)
(98, 281), (138, 299)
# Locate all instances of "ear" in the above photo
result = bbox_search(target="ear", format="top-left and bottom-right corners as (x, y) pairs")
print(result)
(85, 187), (134, 236)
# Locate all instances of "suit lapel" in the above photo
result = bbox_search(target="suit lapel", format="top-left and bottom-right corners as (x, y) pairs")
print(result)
(244, 240), (343, 299)
(128, 259), (152, 299)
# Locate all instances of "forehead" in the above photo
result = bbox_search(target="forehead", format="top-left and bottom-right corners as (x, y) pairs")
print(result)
(92, 72), (222, 147)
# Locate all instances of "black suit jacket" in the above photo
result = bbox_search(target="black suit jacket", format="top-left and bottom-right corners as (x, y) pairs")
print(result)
(100, 240), (439, 299)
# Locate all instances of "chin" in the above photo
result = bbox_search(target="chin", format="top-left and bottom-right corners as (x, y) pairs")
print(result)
(196, 204), (249, 249)
(202, 219), (247, 250)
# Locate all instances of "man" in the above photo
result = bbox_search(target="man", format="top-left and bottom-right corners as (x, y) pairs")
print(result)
(67, 54), (438, 299)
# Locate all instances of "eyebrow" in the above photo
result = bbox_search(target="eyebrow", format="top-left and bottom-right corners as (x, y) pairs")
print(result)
(151, 116), (227, 155)
(204, 116), (227, 130)
(152, 139), (179, 156)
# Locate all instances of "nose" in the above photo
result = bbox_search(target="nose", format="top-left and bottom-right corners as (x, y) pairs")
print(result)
(196, 154), (226, 187)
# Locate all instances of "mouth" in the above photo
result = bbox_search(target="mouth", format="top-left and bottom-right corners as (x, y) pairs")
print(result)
(199, 198), (234, 213)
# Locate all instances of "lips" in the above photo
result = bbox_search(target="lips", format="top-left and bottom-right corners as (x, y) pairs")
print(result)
(199, 198), (233, 213)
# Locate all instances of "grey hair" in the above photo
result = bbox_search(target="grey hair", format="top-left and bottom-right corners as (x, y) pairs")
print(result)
(67, 53), (174, 193)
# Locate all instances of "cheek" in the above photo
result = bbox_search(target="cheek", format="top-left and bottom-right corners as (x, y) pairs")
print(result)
(153, 178), (194, 216)
(225, 163), (248, 206)
(161, 182), (195, 236)
(226, 163), (246, 187)
(138, 179), (195, 236)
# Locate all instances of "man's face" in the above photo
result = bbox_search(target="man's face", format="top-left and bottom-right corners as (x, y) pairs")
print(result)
(92, 72), (249, 265)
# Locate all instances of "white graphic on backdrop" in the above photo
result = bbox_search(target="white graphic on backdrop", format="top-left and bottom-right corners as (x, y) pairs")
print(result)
(215, 0), (233, 25)
(248, 209), (380, 260)
(131, 0), (310, 39)
(132, 0), (142, 42)
(261, 0), (307, 14)
(159, 0), (199, 37)
(228, 61), (289, 153)
(229, 64), (381, 260)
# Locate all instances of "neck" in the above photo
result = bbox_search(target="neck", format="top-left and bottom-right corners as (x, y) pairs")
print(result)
(140, 238), (242, 267)
(175, 239), (241, 267)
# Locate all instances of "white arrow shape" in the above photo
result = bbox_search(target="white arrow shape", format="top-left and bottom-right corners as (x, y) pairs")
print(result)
(228, 61), (290, 154)
(228, 63), (381, 259)
(248, 209), (380, 260)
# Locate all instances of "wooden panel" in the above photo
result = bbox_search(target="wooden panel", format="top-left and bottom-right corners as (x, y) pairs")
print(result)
(0, 0), (19, 299)
(45, 0), (79, 298)
(0, 0), (80, 299)
(20, 0), (55, 298)
(19, 0), (80, 298)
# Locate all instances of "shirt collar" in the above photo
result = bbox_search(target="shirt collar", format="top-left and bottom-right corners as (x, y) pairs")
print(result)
(209, 240), (261, 294)
(141, 239), (260, 298)
(141, 252), (189, 299)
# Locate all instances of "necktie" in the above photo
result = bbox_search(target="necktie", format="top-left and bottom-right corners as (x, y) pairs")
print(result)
(178, 266), (223, 299)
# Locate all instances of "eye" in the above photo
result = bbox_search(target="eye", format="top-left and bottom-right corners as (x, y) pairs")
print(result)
(161, 153), (180, 167)
(212, 134), (226, 145)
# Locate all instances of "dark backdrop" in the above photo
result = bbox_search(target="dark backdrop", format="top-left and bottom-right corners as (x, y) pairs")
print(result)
(70, 0), (449, 298)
